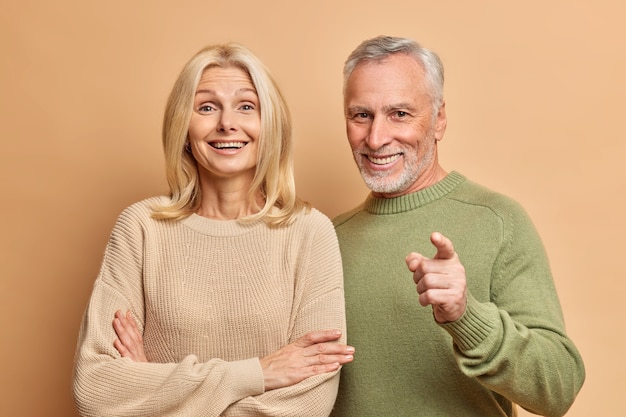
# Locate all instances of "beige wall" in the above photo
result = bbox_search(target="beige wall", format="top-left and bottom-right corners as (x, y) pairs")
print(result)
(1, 1), (624, 415)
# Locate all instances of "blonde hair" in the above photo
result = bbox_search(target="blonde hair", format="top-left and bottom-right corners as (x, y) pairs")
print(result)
(152, 43), (308, 226)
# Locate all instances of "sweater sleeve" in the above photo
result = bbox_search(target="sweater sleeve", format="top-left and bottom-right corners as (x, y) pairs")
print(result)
(441, 202), (585, 417)
(72, 206), (265, 417)
(221, 211), (346, 417)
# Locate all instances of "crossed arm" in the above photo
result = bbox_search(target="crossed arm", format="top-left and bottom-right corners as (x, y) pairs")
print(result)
(113, 310), (354, 391)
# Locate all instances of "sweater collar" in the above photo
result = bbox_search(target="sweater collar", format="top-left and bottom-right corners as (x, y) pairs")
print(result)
(363, 171), (465, 215)
(181, 214), (266, 236)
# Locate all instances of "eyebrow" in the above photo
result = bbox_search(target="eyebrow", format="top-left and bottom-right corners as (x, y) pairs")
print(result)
(195, 88), (258, 96)
(346, 105), (371, 114)
(382, 102), (416, 112)
(347, 103), (416, 114)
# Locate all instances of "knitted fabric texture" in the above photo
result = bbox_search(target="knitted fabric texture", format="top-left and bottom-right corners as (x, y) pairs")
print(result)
(73, 197), (346, 417)
(330, 171), (584, 417)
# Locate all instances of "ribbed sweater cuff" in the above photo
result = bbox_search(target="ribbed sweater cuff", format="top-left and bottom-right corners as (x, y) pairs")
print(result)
(440, 294), (500, 352)
(226, 357), (266, 398)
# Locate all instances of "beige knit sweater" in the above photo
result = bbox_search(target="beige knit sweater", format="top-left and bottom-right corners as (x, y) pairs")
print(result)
(73, 197), (346, 417)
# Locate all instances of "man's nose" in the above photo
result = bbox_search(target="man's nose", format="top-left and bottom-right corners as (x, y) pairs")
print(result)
(365, 117), (391, 150)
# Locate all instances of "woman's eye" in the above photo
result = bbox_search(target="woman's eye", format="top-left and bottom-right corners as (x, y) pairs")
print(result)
(240, 104), (255, 111)
(198, 105), (214, 113)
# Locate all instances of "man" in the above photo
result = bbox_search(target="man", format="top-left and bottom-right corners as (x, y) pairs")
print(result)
(330, 36), (585, 417)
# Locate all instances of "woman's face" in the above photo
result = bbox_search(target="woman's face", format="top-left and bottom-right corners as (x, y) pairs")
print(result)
(188, 66), (261, 185)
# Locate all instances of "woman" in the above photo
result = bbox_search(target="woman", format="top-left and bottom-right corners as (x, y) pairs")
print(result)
(72, 43), (353, 417)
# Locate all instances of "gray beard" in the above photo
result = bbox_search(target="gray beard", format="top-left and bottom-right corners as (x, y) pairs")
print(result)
(353, 143), (434, 195)
(358, 161), (418, 194)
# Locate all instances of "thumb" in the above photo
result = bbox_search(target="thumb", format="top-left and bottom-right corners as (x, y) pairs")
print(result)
(431, 232), (456, 260)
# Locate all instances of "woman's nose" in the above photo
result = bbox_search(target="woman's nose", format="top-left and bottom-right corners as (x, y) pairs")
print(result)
(217, 110), (237, 132)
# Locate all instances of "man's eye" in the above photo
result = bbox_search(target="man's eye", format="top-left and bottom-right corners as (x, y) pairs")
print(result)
(396, 111), (407, 117)
(356, 113), (370, 119)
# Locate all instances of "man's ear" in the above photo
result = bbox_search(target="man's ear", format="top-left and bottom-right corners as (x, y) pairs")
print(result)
(434, 101), (447, 142)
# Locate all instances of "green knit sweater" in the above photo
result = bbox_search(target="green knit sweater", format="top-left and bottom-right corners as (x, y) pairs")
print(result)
(330, 172), (584, 417)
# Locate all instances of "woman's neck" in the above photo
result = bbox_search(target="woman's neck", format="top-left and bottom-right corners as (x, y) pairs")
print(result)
(196, 176), (261, 220)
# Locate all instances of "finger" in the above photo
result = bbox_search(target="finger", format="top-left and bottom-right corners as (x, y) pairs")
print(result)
(418, 286), (462, 304)
(113, 310), (131, 333)
(303, 342), (355, 358)
(306, 352), (355, 367)
(113, 318), (134, 347)
(124, 310), (142, 336)
(293, 329), (342, 348)
(113, 338), (130, 357)
(406, 253), (427, 285)
(431, 232), (456, 260)
(405, 252), (424, 272)
(113, 312), (132, 336)
(113, 312), (142, 347)
(415, 272), (448, 294)
(294, 362), (343, 382)
(417, 287), (466, 315)
(112, 315), (127, 338)
(418, 287), (451, 308)
(114, 309), (125, 322)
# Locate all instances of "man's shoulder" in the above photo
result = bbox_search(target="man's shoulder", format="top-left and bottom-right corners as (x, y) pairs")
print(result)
(451, 176), (528, 218)
(332, 204), (365, 229)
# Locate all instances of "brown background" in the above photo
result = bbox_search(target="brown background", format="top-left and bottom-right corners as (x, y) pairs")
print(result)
(1, 1), (624, 415)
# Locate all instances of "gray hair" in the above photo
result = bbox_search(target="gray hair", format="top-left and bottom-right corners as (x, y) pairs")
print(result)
(343, 36), (445, 111)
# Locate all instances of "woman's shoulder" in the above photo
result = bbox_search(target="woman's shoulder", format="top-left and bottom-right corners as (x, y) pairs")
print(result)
(117, 196), (170, 222)
(285, 207), (338, 244)
(294, 207), (334, 228)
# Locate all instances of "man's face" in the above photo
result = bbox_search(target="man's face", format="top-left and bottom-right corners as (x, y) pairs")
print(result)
(344, 53), (447, 197)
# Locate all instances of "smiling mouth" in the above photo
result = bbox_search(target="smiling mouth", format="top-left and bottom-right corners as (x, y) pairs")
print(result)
(366, 153), (402, 165)
(210, 141), (247, 149)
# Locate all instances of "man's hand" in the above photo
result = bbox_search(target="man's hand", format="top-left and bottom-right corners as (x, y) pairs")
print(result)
(260, 330), (354, 391)
(405, 232), (467, 323)
(113, 310), (147, 362)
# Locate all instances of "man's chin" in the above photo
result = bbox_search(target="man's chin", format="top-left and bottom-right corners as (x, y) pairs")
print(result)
(359, 170), (416, 196)
(362, 178), (403, 195)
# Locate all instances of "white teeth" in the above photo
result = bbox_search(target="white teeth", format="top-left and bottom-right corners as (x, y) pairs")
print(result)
(367, 154), (401, 165)
(212, 142), (246, 149)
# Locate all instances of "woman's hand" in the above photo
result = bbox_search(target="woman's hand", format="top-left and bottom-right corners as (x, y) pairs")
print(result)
(112, 311), (355, 391)
(260, 330), (354, 390)
(113, 310), (147, 362)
